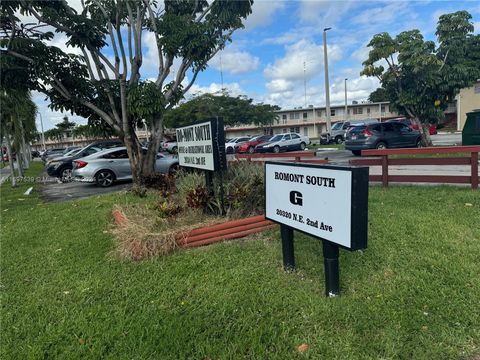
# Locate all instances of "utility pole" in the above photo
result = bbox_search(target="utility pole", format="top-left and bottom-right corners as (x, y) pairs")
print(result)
(38, 111), (46, 151)
(323, 27), (332, 134)
(303, 61), (307, 108)
(220, 53), (224, 91)
(344, 78), (348, 121)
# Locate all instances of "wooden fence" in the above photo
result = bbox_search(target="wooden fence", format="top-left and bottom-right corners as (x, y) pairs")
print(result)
(234, 151), (328, 165)
(350, 146), (479, 189)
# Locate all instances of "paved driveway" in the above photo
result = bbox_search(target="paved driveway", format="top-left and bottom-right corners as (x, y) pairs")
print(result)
(40, 176), (131, 202)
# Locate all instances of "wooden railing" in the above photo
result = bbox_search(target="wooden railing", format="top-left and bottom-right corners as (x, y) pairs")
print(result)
(234, 151), (328, 165)
(350, 146), (479, 189)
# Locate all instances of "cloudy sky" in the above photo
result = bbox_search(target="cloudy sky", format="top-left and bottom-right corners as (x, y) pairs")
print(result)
(32, 0), (480, 130)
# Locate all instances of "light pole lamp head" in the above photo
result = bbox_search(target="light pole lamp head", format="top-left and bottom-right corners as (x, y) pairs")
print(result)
(324, 27), (332, 32)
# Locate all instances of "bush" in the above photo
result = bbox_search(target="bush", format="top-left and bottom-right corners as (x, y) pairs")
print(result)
(176, 161), (264, 217)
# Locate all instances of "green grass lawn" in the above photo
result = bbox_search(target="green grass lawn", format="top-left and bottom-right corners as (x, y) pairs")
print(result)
(1, 163), (479, 359)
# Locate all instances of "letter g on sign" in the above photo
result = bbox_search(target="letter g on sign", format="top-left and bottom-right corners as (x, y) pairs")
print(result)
(289, 191), (303, 206)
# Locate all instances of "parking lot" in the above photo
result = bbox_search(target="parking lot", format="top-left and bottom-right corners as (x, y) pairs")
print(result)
(37, 133), (465, 202)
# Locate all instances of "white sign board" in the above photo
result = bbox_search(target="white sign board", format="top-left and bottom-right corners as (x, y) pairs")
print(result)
(265, 162), (368, 250)
(176, 121), (215, 171)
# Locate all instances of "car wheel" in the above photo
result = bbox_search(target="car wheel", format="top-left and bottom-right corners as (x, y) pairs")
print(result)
(376, 142), (387, 150)
(60, 167), (73, 183)
(352, 150), (361, 156)
(273, 145), (280, 153)
(335, 136), (343, 144)
(416, 138), (423, 148)
(300, 142), (306, 150)
(169, 163), (180, 175)
(248, 146), (255, 154)
(95, 170), (115, 187)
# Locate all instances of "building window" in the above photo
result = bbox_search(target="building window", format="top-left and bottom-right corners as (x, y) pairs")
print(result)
(381, 105), (386, 113)
(330, 109), (336, 116)
(347, 109), (350, 114)
(282, 114), (287, 120)
(303, 112), (308, 120)
(304, 127), (308, 136)
(283, 128), (287, 133)
(367, 107), (370, 114)
(294, 113), (300, 119)
(475, 84), (480, 94)
(316, 110), (322, 117)
(289, 113), (294, 120)
(353, 108), (363, 115)
(290, 127), (299, 133)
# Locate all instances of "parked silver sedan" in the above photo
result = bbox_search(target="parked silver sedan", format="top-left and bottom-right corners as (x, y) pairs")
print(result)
(72, 147), (179, 187)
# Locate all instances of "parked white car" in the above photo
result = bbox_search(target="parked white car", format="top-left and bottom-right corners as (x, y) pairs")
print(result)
(254, 133), (310, 153)
(162, 140), (178, 153)
(225, 136), (251, 154)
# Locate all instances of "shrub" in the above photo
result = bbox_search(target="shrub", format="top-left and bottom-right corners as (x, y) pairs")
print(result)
(176, 161), (264, 217)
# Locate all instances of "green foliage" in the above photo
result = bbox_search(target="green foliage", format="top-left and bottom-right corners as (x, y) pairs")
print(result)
(176, 161), (265, 216)
(1, 165), (480, 358)
(164, 92), (280, 128)
(0, 0), (253, 181)
(361, 10), (480, 125)
(368, 87), (389, 103)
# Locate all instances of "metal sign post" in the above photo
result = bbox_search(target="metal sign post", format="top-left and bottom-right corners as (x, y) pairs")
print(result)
(265, 162), (369, 297)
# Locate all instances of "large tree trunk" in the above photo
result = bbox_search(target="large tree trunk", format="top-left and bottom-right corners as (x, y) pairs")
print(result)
(123, 115), (165, 187)
(4, 131), (17, 187)
(413, 117), (433, 147)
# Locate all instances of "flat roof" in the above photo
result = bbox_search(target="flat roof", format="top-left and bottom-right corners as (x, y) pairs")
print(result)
(277, 101), (390, 113)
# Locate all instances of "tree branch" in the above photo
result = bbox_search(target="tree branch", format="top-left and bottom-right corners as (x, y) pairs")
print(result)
(143, 0), (164, 74)
(196, 1), (214, 22)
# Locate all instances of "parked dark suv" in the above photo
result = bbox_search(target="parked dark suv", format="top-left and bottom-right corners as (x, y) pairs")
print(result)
(345, 122), (422, 156)
(46, 139), (123, 182)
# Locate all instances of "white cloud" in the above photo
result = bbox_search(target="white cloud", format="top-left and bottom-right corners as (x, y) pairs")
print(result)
(351, 44), (370, 63)
(298, 0), (356, 26)
(353, 2), (415, 27)
(32, 91), (88, 132)
(266, 79), (294, 93)
(264, 39), (342, 82)
(243, 0), (286, 30)
(188, 82), (244, 98)
(209, 48), (260, 75)
(474, 22), (480, 34)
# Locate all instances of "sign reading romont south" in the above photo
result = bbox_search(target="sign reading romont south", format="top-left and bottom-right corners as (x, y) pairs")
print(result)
(265, 162), (368, 250)
(176, 119), (226, 171)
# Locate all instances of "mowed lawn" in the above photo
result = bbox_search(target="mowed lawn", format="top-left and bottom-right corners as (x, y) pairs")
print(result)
(1, 162), (479, 359)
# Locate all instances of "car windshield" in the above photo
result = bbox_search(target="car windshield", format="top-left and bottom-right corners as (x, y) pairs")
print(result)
(226, 138), (238, 143)
(269, 135), (283, 142)
(64, 149), (80, 156)
(332, 122), (343, 130)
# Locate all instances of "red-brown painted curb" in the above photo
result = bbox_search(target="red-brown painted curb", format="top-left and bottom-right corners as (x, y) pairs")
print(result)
(179, 219), (273, 245)
(112, 209), (277, 249)
(183, 224), (277, 248)
(112, 209), (126, 229)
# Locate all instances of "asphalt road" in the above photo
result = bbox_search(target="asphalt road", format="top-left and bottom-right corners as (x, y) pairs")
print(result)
(40, 174), (131, 202)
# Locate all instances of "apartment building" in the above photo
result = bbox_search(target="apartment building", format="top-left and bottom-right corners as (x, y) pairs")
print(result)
(225, 101), (399, 139)
(456, 81), (480, 131)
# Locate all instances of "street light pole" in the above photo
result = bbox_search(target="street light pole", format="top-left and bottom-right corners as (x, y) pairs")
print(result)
(38, 111), (46, 151)
(323, 27), (332, 134)
(344, 78), (348, 121)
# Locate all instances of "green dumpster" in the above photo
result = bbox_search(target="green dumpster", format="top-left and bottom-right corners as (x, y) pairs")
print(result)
(462, 109), (480, 145)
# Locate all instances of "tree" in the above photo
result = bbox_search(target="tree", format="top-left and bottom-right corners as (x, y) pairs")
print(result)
(368, 88), (389, 103)
(164, 92), (280, 129)
(0, 0), (253, 185)
(361, 10), (480, 145)
(0, 89), (37, 185)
